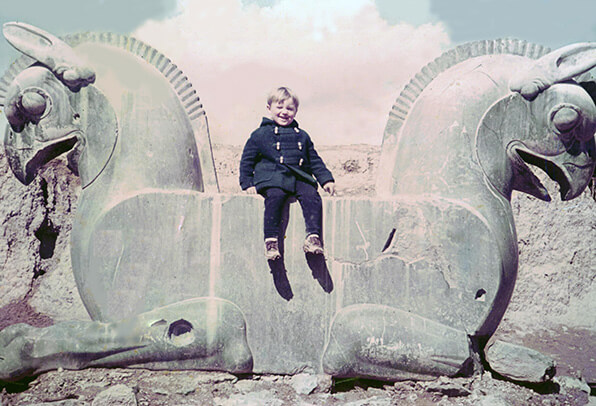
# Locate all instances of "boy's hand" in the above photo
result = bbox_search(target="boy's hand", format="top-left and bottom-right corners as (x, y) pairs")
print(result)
(323, 182), (336, 196)
(245, 186), (257, 195)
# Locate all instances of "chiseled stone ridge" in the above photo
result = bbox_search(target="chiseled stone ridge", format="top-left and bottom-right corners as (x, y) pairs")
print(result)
(1, 22), (595, 382)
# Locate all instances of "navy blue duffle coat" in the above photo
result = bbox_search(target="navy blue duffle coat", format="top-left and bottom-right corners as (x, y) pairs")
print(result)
(239, 118), (334, 193)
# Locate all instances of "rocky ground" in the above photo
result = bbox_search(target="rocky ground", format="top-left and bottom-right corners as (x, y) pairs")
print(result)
(0, 144), (595, 405)
(0, 368), (592, 405)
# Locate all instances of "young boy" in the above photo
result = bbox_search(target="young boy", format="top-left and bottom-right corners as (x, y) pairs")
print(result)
(239, 87), (335, 260)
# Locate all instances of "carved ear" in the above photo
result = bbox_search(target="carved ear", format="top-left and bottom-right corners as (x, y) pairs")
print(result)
(553, 43), (596, 80)
(3, 22), (72, 69)
(3, 22), (95, 91)
(510, 43), (596, 100)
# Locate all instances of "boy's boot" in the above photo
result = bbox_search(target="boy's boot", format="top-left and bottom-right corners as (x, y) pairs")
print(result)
(303, 234), (324, 255)
(265, 237), (281, 260)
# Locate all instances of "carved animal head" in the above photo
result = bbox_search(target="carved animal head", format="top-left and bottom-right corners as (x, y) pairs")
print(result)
(477, 44), (596, 201)
(2, 22), (213, 192)
(1, 22), (96, 185)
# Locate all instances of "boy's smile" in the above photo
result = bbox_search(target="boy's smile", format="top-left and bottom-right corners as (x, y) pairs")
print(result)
(268, 98), (297, 127)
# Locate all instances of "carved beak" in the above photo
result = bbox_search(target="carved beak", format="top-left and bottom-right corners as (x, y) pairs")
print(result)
(4, 125), (79, 185)
(508, 139), (596, 201)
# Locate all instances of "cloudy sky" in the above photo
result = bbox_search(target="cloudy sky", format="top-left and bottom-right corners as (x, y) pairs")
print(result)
(1, 0), (595, 145)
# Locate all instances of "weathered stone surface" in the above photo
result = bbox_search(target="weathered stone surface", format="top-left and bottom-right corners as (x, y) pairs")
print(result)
(485, 339), (556, 382)
(554, 375), (591, 395)
(289, 373), (319, 395)
(215, 390), (284, 406)
(0, 298), (252, 381)
(142, 371), (237, 396)
(341, 396), (394, 406)
(92, 384), (136, 406)
(71, 192), (494, 377)
(1, 22), (596, 384)
(323, 303), (472, 380)
(314, 374), (333, 393)
(26, 401), (87, 406)
(233, 379), (261, 393)
(474, 394), (511, 406)
(422, 376), (472, 397)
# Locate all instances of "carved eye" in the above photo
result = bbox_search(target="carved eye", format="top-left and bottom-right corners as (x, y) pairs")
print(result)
(18, 87), (52, 120)
(550, 104), (581, 141)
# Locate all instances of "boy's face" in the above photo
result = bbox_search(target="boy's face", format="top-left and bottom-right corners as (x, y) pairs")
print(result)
(268, 98), (297, 127)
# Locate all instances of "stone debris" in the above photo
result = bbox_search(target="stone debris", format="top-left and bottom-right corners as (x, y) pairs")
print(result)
(366, 387), (390, 397)
(314, 374), (333, 393)
(1, 368), (594, 405)
(141, 370), (237, 396)
(554, 375), (591, 395)
(91, 384), (137, 406)
(473, 394), (511, 406)
(485, 339), (556, 383)
(341, 396), (394, 406)
(258, 374), (281, 382)
(19, 401), (87, 406)
(553, 375), (591, 405)
(215, 390), (284, 406)
(233, 378), (260, 393)
(289, 373), (319, 395)
(421, 376), (472, 397)
(194, 371), (239, 385)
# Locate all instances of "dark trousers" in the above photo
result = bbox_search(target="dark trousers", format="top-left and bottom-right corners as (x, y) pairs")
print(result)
(261, 180), (323, 239)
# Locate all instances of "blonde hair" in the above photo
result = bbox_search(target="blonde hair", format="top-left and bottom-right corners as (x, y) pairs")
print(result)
(267, 86), (300, 109)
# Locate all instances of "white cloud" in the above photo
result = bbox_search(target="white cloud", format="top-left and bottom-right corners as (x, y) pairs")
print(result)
(133, 0), (450, 145)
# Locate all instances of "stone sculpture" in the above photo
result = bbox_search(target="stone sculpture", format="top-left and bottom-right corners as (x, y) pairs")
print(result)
(0, 22), (595, 382)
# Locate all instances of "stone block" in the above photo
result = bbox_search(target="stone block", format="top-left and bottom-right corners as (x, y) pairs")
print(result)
(485, 339), (556, 383)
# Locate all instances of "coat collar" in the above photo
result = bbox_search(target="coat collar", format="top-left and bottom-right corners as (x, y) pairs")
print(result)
(260, 117), (299, 128)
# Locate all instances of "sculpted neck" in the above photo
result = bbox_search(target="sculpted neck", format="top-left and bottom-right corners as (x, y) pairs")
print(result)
(75, 68), (205, 195)
(384, 58), (517, 202)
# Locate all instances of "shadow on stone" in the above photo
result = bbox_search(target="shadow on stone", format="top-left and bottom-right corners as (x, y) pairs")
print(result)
(0, 376), (36, 394)
(305, 253), (333, 293)
(331, 377), (387, 393)
(268, 259), (293, 301)
(488, 370), (561, 395)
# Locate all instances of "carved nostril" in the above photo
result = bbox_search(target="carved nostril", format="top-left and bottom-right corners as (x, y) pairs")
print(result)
(552, 107), (580, 133)
(167, 319), (196, 347)
(167, 319), (193, 338)
(20, 91), (46, 117)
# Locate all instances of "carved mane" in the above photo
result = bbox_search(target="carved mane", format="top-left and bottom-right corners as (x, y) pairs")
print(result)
(376, 39), (553, 196)
(383, 39), (551, 141)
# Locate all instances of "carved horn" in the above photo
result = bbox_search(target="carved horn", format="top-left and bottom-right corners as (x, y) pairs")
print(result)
(2, 22), (95, 91)
(3, 22), (75, 71)
(510, 42), (596, 100)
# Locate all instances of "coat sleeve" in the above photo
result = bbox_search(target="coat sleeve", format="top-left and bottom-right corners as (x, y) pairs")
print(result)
(305, 134), (334, 186)
(239, 133), (260, 190)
